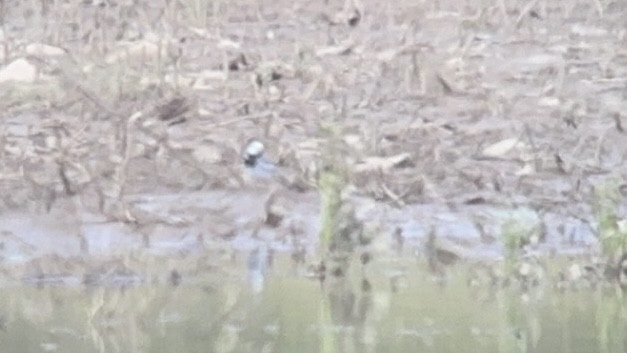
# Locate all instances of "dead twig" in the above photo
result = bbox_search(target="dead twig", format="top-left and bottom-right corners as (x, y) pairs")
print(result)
(199, 111), (273, 128)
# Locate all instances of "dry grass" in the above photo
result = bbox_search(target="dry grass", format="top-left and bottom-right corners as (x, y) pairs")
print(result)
(1, 0), (626, 232)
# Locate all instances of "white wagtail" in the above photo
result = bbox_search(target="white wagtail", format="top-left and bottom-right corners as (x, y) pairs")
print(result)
(243, 138), (277, 178)
(242, 139), (307, 191)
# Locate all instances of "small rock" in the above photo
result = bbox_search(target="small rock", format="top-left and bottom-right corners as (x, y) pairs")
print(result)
(0, 58), (37, 83)
(25, 43), (66, 57)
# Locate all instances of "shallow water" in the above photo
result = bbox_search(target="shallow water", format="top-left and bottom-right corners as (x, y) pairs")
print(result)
(1, 253), (625, 353)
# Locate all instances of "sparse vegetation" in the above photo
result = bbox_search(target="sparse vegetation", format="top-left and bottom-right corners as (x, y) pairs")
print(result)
(594, 180), (627, 261)
(317, 124), (347, 251)
(500, 212), (541, 275)
(0, 0), (624, 288)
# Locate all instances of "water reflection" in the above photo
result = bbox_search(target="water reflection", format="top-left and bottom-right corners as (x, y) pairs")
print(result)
(0, 254), (626, 353)
(247, 247), (272, 294)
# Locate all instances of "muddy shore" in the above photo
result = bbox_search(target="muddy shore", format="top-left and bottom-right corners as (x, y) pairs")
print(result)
(1, 0), (627, 283)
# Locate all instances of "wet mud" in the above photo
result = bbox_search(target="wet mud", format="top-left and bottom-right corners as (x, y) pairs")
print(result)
(1, 0), (627, 284)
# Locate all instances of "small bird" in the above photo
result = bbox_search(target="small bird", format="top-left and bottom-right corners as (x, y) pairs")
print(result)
(243, 138), (278, 178)
(243, 139), (265, 167)
(242, 139), (308, 192)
